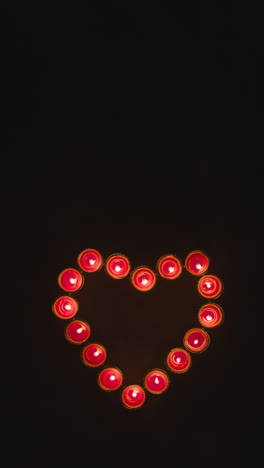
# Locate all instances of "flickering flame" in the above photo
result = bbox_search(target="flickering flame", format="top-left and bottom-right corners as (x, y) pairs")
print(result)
(69, 277), (77, 284)
(155, 377), (159, 384)
(141, 278), (148, 285)
(196, 263), (202, 270)
(194, 339), (199, 344)
(206, 282), (212, 288)
(168, 266), (175, 273)
(94, 351), (99, 356)
(76, 327), (83, 334)
(65, 304), (71, 310)
(206, 315), (213, 321)
(109, 375), (116, 381)
(176, 357), (181, 363)
(115, 265), (121, 272)
(89, 259), (95, 265)
(132, 391), (137, 397)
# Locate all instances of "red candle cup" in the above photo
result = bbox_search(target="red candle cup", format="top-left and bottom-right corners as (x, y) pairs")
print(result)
(185, 251), (209, 276)
(122, 385), (146, 409)
(157, 255), (182, 279)
(106, 254), (130, 279)
(58, 268), (83, 292)
(82, 343), (106, 367)
(198, 303), (223, 328)
(65, 320), (90, 344)
(98, 368), (123, 391)
(144, 369), (169, 394)
(197, 275), (223, 299)
(131, 267), (156, 292)
(52, 296), (79, 319)
(184, 328), (210, 353)
(77, 249), (103, 273)
(167, 348), (192, 373)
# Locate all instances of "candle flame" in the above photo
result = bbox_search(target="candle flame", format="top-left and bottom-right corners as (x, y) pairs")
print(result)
(115, 265), (121, 272)
(89, 259), (95, 265)
(168, 266), (175, 273)
(141, 278), (148, 285)
(176, 357), (181, 363)
(69, 277), (77, 284)
(194, 339), (199, 344)
(109, 375), (116, 381)
(132, 391), (137, 397)
(196, 263), (202, 270)
(206, 315), (213, 321)
(94, 351), (99, 356)
(65, 304), (71, 310)
(154, 377), (159, 384)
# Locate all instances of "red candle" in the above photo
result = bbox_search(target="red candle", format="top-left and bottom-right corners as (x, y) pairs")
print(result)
(185, 250), (209, 276)
(131, 267), (156, 292)
(77, 248), (102, 272)
(198, 303), (223, 328)
(157, 255), (182, 279)
(98, 368), (123, 391)
(144, 370), (169, 394)
(106, 254), (130, 279)
(52, 296), (78, 319)
(122, 385), (146, 409)
(184, 328), (210, 353)
(82, 343), (106, 367)
(197, 275), (223, 299)
(167, 348), (192, 373)
(65, 320), (90, 344)
(58, 268), (83, 292)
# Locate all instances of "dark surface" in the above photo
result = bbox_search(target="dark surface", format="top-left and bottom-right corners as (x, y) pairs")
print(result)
(6, 5), (258, 467)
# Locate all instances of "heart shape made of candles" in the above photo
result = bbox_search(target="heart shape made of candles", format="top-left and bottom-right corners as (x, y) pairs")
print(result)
(52, 249), (224, 409)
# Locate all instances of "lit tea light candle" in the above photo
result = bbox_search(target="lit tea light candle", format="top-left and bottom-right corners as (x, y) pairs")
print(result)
(98, 368), (123, 391)
(167, 348), (191, 373)
(184, 328), (210, 353)
(58, 268), (83, 292)
(131, 267), (156, 292)
(197, 275), (223, 299)
(185, 251), (209, 276)
(144, 370), (169, 394)
(122, 385), (146, 409)
(82, 344), (106, 367)
(65, 320), (90, 344)
(77, 248), (103, 272)
(198, 304), (223, 328)
(52, 296), (79, 319)
(157, 255), (182, 279)
(106, 254), (131, 279)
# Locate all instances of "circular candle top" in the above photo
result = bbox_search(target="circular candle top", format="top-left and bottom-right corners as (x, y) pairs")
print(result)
(144, 369), (169, 394)
(184, 328), (210, 353)
(122, 385), (146, 409)
(157, 255), (182, 279)
(131, 267), (156, 292)
(198, 303), (223, 328)
(58, 268), (83, 292)
(185, 251), (209, 276)
(167, 348), (192, 373)
(106, 254), (130, 279)
(53, 296), (79, 319)
(197, 275), (223, 299)
(77, 249), (102, 272)
(82, 343), (106, 367)
(65, 320), (90, 344)
(98, 368), (123, 391)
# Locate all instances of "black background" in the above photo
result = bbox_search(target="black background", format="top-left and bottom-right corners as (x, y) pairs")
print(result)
(6, 4), (258, 467)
